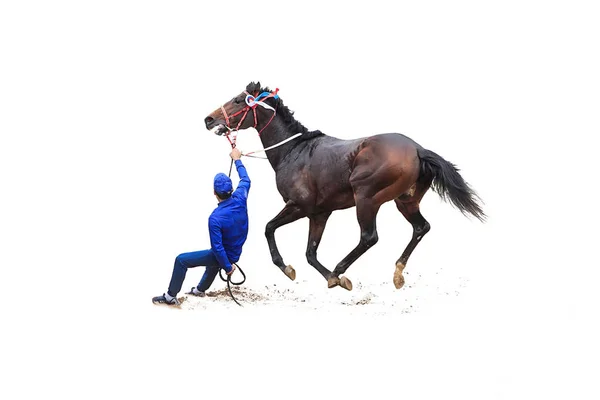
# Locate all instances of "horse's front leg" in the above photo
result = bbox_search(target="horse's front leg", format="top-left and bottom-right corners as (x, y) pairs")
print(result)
(265, 201), (306, 280)
(305, 212), (333, 280)
(329, 196), (382, 291)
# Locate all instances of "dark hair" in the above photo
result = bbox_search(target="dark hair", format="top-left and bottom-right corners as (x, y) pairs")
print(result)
(216, 191), (232, 200)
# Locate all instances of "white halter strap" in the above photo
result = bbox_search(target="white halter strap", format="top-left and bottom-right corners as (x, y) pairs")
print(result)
(245, 94), (276, 112)
(242, 133), (303, 158)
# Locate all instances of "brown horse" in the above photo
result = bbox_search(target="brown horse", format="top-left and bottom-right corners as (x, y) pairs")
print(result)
(205, 82), (486, 291)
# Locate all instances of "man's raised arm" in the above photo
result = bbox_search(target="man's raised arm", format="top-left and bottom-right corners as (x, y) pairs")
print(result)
(231, 149), (250, 199)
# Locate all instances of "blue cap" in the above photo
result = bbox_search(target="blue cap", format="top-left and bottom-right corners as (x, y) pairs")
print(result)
(214, 173), (233, 194)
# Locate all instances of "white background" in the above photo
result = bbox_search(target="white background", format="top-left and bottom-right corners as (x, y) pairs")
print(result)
(1, 1), (599, 399)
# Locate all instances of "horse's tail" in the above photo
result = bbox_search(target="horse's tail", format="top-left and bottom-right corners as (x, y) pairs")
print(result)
(417, 148), (486, 222)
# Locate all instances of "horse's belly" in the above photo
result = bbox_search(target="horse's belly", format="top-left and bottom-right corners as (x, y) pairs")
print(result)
(316, 189), (355, 211)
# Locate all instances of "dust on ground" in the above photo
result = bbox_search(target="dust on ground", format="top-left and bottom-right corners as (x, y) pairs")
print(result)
(172, 264), (470, 315)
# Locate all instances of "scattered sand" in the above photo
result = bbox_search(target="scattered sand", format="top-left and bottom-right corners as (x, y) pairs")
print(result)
(172, 264), (470, 316)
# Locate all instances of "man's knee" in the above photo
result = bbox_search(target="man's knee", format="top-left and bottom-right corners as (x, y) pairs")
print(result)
(175, 254), (189, 269)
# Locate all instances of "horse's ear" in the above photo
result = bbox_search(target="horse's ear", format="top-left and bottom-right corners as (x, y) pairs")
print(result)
(246, 81), (260, 93)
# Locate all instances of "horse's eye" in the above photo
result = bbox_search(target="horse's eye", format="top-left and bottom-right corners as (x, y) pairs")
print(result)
(234, 97), (241, 104)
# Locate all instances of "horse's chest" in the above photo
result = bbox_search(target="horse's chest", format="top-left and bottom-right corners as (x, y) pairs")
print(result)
(276, 172), (312, 203)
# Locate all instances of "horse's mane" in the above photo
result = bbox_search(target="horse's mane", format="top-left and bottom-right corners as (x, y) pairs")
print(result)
(246, 82), (325, 141)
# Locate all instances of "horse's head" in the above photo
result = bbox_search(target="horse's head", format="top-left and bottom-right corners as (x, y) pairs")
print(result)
(204, 81), (279, 136)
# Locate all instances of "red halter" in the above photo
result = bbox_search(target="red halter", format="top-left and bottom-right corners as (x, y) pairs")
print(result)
(220, 88), (279, 148)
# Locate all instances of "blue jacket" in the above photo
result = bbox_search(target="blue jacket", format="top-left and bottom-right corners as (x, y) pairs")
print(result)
(209, 159), (250, 272)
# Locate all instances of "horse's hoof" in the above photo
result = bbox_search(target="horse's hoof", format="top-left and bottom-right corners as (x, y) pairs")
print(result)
(284, 265), (296, 281)
(340, 276), (353, 291)
(327, 276), (340, 288)
(394, 262), (406, 289)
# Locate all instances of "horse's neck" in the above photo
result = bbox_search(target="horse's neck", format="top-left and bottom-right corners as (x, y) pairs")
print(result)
(257, 117), (302, 170)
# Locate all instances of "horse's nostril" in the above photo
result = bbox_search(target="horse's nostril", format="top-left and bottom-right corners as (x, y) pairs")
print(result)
(204, 116), (214, 127)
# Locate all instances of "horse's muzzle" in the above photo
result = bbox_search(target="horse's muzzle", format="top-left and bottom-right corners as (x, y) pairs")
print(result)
(204, 116), (216, 129)
(204, 116), (228, 135)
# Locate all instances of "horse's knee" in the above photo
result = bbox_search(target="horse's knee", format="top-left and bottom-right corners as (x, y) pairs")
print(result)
(414, 221), (430, 240)
(422, 221), (431, 234)
(306, 248), (317, 265)
(265, 223), (275, 237)
(361, 230), (379, 248)
(305, 248), (313, 259)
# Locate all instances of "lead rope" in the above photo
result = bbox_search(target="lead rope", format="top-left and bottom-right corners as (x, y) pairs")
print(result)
(216, 89), (300, 305)
(225, 141), (244, 306)
(221, 130), (299, 305)
(219, 263), (246, 307)
(221, 137), (302, 306)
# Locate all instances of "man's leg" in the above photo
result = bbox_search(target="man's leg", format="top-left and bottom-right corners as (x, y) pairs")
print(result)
(196, 251), (227, 292)
(167, 249), (219, 297)
(197, 266), (220, 293)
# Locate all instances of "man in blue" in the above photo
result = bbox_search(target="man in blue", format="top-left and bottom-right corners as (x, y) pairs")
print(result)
(152, 148), (250, 306)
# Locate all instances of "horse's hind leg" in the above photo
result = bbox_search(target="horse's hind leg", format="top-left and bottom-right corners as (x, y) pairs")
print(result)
(305, 212), (334, 280)
(328, 196), (381, 291)
(393, 196), (431, 289)
(265, 202), (306, 280)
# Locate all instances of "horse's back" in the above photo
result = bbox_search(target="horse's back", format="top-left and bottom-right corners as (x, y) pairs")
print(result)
(348, 132), (422, 200)
(310, 132), (421, 180)
(354, 132), (421, 165)
(368, 132), (423, 149)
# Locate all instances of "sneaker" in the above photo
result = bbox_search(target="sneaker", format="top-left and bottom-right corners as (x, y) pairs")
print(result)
(152, 292), (181, 305)
(186, 287), (206, 297)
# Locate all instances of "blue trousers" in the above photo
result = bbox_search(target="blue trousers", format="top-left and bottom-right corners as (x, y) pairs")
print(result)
(167, 249), (230, 297)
